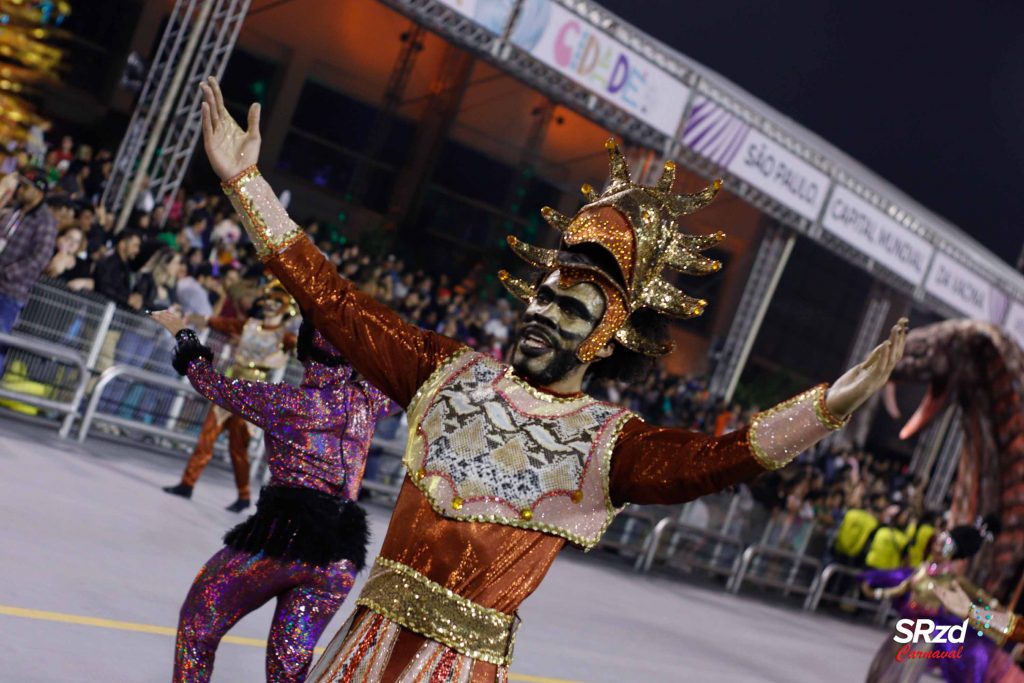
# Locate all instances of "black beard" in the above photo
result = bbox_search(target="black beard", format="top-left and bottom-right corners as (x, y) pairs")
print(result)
(511, 345), (579, 385)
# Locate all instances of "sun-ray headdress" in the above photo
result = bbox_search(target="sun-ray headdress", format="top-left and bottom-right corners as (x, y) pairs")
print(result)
(258, 278), (298, 319)
(499, 138), (725, 360)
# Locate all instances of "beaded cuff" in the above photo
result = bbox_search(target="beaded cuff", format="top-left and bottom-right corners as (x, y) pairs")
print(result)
(356, 557), (518, 666)
(221, 166), (304, 259)
(748, 384), (848, 470)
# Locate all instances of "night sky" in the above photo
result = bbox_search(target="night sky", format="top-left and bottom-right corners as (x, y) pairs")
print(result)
(598, 0), (1024, 267)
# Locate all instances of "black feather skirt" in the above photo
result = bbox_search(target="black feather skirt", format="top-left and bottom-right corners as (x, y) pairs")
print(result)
(224, 485), (369, 570)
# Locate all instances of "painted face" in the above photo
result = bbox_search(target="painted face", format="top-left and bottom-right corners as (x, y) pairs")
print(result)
(509, 270), (606, 385)
(260, 296), (285, 319)
(930, 531), (954, 560)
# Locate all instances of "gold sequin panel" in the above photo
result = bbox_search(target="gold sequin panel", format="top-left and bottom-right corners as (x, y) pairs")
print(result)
(356, 558), (517, 666)
(404, 351), (632, 548)
(748, 384), (844, 470)
(222, 166), (304, 259)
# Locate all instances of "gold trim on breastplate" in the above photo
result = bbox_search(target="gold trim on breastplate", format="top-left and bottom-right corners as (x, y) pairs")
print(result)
(404, 350), (632, 548)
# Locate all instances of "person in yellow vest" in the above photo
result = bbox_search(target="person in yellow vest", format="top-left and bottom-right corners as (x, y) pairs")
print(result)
(864, 505), (912, 570)
(904, 510), (940, 567)
(832, 493), (888, 566)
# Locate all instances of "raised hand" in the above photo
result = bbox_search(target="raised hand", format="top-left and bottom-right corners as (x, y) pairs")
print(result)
(199, 76), (261, 181)
(825, 318), (908, 419)
(151, 308), (187, 336)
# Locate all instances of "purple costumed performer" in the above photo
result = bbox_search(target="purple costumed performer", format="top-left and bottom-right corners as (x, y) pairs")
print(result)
(860, 516), (1024, 683)
(151, 309), (393, 683)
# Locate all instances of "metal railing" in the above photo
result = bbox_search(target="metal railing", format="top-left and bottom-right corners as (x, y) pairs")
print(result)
(726, 544), (821, 596)
(78, 365), (200, 446)
(803, 563), (895, 625)
(0, 331), (90, 438)
(595, 506), (674, 570)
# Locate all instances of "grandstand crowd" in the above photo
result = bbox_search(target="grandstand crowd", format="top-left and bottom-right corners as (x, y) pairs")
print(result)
(0, 131), (943, 578)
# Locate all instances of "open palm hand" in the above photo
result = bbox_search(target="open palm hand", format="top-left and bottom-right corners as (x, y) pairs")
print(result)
(200, 76), (261, 181)
(825, 318), (908, 419)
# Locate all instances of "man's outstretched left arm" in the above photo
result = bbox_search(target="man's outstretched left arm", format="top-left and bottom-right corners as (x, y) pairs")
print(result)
(610, 320), (906, 505)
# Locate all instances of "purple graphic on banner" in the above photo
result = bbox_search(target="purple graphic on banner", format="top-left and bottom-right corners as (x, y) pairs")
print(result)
(990, 288), (1010, 326)
(681, 96), (750, 167)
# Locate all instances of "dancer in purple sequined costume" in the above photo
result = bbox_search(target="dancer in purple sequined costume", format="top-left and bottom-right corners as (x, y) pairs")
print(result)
(151, 309), (393, 682)
(860, 517), (1024, 683)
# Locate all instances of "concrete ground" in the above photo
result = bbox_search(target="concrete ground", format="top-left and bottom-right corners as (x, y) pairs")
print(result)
(0, 416), (897, 682)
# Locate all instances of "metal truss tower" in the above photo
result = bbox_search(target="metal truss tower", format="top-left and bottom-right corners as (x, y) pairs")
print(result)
(102, 0), (251, 231)
(707, 224), (795, 402)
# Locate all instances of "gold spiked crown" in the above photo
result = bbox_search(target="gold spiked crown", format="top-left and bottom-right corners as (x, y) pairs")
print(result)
(499, 138), (725, 358)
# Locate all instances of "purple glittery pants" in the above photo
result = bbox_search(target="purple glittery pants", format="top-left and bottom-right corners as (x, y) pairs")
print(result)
(173, 546), (356, 682)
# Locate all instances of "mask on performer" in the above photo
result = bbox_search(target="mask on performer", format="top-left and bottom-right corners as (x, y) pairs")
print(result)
(252, 280), (296, 322)
(500, 139), (726, 375)
(509, 270), (609, 385)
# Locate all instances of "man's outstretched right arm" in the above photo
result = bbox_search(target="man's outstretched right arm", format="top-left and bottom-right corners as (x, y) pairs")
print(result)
(222, 166), (462, 408)
(198, 76), (460, 408)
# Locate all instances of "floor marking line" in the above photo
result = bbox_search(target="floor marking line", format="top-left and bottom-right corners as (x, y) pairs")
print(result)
(0, 604), (582, 682)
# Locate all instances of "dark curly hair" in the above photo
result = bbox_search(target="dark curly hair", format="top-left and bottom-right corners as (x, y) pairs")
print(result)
(948, 514), (1002, 560)
(584, 308), (668, 384)
(296, 316), (347, 367)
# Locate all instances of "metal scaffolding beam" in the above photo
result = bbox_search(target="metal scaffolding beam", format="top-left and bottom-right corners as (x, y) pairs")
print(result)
(824, 285), (901, 449)
(102, 0), (201, 214)
(103, 0), (251, 230)
(925, 409), (963, 511)
(708, 224), (795, 402)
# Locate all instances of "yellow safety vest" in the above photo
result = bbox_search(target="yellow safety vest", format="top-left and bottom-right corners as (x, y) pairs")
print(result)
(833, 509), (879, 558)
(866, 527), (910, 570)
(905, 523), (935, 566)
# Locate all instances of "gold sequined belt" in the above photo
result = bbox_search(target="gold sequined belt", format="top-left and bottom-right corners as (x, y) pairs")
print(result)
(355, 557), (518, 666)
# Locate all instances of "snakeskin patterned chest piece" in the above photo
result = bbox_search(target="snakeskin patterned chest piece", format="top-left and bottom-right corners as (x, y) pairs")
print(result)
(404, 351), (633, 548)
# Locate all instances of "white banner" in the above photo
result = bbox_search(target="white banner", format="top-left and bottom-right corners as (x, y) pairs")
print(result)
(436, 0), (515, 35)
(726, 128), (829, 220)
(1004, 301), (1024, 350)
(924, 252), (1002, 322)
(821, 187), (934, 286)
(511, 0), (689, 137)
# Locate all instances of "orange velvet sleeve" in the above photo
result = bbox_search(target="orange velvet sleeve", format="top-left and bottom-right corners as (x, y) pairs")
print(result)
(265, 237), (463, 408)
(609, 418), (764, 506)
(609, 384), (844, 506)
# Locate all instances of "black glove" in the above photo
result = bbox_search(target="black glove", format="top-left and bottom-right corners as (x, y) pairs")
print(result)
(172, 328), (214, 375)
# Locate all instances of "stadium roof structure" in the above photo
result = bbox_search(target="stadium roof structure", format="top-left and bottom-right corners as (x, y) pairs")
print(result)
(380, 0), (1024, 344)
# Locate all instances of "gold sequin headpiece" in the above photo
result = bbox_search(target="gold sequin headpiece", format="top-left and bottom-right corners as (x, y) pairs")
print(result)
(258, 278), (298, 319)
(499, 139), (725, 358)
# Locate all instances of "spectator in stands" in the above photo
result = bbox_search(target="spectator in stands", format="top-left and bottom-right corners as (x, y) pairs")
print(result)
(135, 247), (182, 311)
(831, 494), (887, 567)
(904, 510), (941, 566)
(48, 196), (76, 232)
(94, 229), (143, 310)
(57, 160), (90, 201)
(45, 226), (94, 291)
(176, 262), (224, 318)
(86, 204), (116, 261)
(864, 504), (911, 570)
(0, 169), (58, 373)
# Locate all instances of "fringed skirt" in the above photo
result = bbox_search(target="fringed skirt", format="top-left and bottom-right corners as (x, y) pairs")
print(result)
(224, 485), (369, 569)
